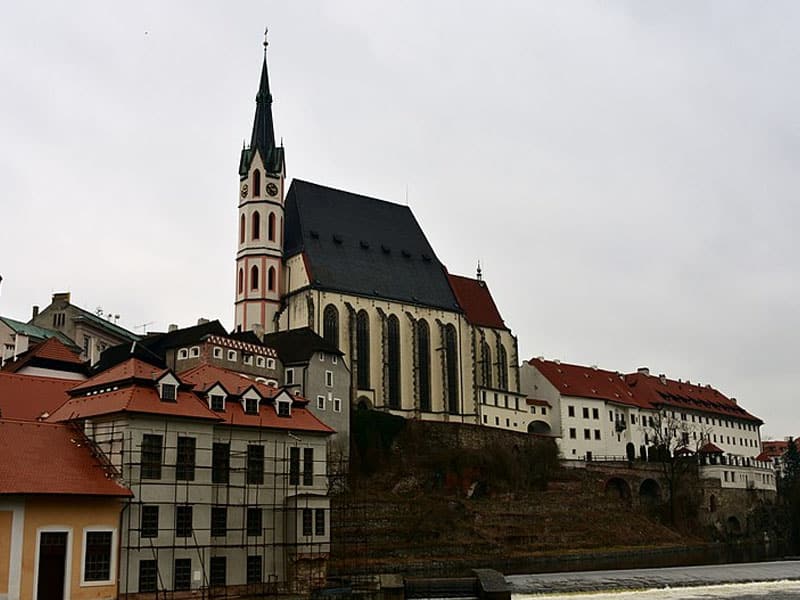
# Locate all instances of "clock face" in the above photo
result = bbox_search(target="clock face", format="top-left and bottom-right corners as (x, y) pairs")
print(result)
(266, 182), (279, 197)
(240, 183), (249, 198)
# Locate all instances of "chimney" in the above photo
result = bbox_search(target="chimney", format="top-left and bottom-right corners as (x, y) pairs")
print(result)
(637, 367), (650, 376)
(168, 324), (179, 333)
(730, 397), (737, 404)
(197, 318), (209, 326)
(31, 305), (39, 319)
(52, 292), (71, 305)
(659, 373), (667, 385)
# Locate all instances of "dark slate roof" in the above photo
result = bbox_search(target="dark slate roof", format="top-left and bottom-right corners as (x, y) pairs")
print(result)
(93, 341), (166, 373)
(284, 180), (460, 311)
(138, 320), (228, 355)
(229, 330), (264, 346)
(239, 52), (284, 176)
(261, 327), (343, 365)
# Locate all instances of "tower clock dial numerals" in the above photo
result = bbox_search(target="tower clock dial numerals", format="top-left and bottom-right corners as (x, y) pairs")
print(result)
(266, 182), (279, 197)
(240, 183), (249, 198)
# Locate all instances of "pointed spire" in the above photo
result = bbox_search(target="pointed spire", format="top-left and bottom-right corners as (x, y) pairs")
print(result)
(250, 29), (277, 170)
(476, 260), (483, 281)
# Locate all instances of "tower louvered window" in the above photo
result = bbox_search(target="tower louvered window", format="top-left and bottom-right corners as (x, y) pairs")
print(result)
(268, 212), (276, 241)
(323, 304), (339, 349)
(445, 324), (459, 415)
(252, 211), (261, 240)
(417, 320), (431, 412)
(252, 169), (261, 197)
(251, 265), (259, 291)
(387, 314), (401, 409)
(240, 214), (246, 243)
(356, 310), (370, 389)
(267, 266), (275, 291)
(497, 344), (508, 390)
(238, 268), (244, 294)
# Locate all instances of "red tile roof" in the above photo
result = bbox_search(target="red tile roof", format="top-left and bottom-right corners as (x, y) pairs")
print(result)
(526, 398), (552, 407)
(699, 442), (724, 454)
(179, 364), (334, 434)
(0, 419), (131, 496)
(1, 337), (85, 373)
(527, 358), (648, 409)
(758, 439), (800, 461)
(624, 372), (761, 424)
(0, 372), (75, 420)
(447, 274), (506, 329)
(70, 358), (168, 393)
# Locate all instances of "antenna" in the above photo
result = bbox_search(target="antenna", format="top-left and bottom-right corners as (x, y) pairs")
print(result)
(405, 184), (409, 206)
(135, 321), (155, 334)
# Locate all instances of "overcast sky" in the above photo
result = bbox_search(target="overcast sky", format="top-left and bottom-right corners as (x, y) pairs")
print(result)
(1, 2), (797, 438)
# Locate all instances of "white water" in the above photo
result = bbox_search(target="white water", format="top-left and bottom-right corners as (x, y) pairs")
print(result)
(514, 579), (800, 599)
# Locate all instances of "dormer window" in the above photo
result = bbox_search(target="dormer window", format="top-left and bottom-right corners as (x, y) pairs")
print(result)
(210, 394), (225, 412)
(245, 397), (259, 415)
(277, 400), (291, 418)
(160, 383), (177, 402)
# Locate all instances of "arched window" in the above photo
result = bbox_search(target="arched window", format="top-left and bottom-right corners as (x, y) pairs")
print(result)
(497, 344), (508, 390)
(252, 211), (261, 240)
(387, 314), (401, 409)
(323, 304), (339, 349)
(268, 212), (276, 241)
(417, 320), (430, 412)
(239, 214), (246, 243)
(480, 341), (492, 388)
(238, 268), (244, 294)
(444, 324), (458, 415)
(252, 169), (261, 197)
(356, 310), (370, 390)
(250, 265), (259, 291)
(267, 266), (275, 291)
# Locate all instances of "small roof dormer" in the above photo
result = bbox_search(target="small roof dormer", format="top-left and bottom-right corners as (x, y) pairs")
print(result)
(241, 386), (263, 415)
(156, 371), (181, 402)
(273, 389), (293, 418)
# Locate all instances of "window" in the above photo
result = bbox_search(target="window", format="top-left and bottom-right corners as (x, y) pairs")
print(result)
(160, 383), (176, 402)
(480, 341), (492, 388)
(139, 560), (157, 593)
(252, 169), (261, 196)
(285, 368), (295, 385)
(356, 310), (371, 390)
(251, 264), (259, 290)
(289, 447), (300, 485)
(323, 304), (339, 348)
(268, 212), (276, 241)
(243, 353), (253, 365)
(325, 370), (333, 387)
(530, 406), (536, 414)
(83, 530), (113, 582)
(212, 442), (230, 484)
(247, 508), (262, 536)
(140, 505), (159, 538)
(315, 509), (325, 536)
(317, 395), (326, 410)
(592, 408), (599, 420)
(497, 344), (508, 390)
(268, 266), (275, 291)
(247, 445), (264, 485)
(53, 312), (66, 327)
(609, 411), (614, 422)
(175, 505), (192, 537)
(266, 357), (275, 369)
(569, 428), (577, 439)
(190, 346), (200, 357)
(332, 355), (338, 364)
(582, 407), (589, 419)
(302, 508), (313, 536)
(245, 397), (259, 415)
(210, 394), (225, 412)
(444, 324), (459, 415)
(213, 346), (223, 359)
(256, 356), (266, 368)
(178, 348), (188, 360)
(228, 349), (237, 362)
(320, 352), (325, 362)
(584, 429), (591, 440)
(247, 555), (262, 584)
(240, 214), (246, 243)
(594, 429), (601, 440)
(303, 448), (314, 486)
(174, 558), (191, 591)
(568, 406), (575, 417)
(211, 506), (227, 537)
(176, 436), (196, 481)
(141, 434), (162, 479)
(210, 556), (226, 587)
(277, 400), (291, 417)
(252, 210), (261, 240)
(333, 397), (342, 412)
(542, 407), (547, 415)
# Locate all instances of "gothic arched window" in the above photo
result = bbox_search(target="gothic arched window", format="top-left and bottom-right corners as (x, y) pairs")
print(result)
(252, 169), (261, 197)
(323, 304), (339, 349)
(444, 324), (458, 415)
(250, 265), (259, 291)
(268, 212), (276, 241)
(240, 214), (246, 243)
(387, 314), (401, 409)
(356, 310), (370, 390)
(480, 341), (492, 388)
(252, 211), (261, 240)
(267, 266), (275, 291)
(238, 268), (244, 294)
(417, 319), (431, 412)
(497, 344), (508, 390)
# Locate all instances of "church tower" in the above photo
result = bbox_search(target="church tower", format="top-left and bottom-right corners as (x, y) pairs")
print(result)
(235, 33), (286, 333)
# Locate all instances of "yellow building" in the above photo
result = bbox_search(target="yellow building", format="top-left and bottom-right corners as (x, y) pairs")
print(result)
(0, 419), (130, 600)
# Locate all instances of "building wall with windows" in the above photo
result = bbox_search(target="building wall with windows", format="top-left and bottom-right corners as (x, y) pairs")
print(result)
(169, 336), (282, 384)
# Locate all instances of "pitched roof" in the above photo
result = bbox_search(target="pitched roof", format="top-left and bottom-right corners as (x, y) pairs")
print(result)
(137, 320), (228, 354)
(0, 419), (131, 496)
(0, 316), (77, 347)
(2, 337), (87, 375)
(0, 372), (75, 420)
(92, 340), (166, 373)
(179, 364), (334, 434)
(699, 442), (724, 454)
(71, 358), (168, 393)
(284, 180), (460, 311)
(528, 358), (648, 409)
(447, 274), (506, 329)
(261, 327), (343, 364)
(62, 304), (139, 342)
(624, 372), (762, 424)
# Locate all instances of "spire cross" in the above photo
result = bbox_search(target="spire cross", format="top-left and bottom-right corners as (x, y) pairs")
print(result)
(263, 27), (269, 53)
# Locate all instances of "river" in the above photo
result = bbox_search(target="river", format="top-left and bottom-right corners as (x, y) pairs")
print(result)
(509, 560), (800, 598)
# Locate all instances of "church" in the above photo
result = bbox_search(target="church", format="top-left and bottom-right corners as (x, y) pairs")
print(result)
(234, 38), (525, 426)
